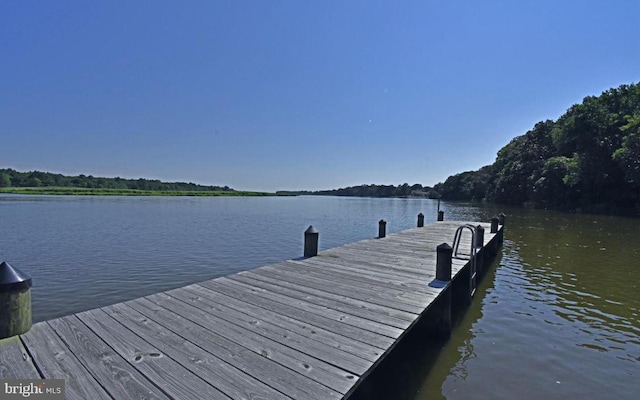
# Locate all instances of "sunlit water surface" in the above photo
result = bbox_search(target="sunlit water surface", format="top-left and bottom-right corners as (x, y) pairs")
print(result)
(416, 209), (640, 399)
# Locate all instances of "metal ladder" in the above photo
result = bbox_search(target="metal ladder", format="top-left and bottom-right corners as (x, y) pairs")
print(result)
(452, 224), (478, 298)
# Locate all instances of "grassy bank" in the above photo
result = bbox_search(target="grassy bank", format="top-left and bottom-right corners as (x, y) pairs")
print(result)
(0, 187), (285, 197)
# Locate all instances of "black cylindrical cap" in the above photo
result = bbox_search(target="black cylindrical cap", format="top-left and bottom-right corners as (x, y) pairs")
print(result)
(0, 262), (32, 292)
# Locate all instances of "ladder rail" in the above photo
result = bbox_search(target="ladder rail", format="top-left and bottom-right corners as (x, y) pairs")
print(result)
(452, 224), (478, 298)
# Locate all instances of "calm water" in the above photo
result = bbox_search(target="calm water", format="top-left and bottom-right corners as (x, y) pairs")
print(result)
(0, 194), (443, 322)
(416, 208), (640, 399)
(1, 195), (638, 398)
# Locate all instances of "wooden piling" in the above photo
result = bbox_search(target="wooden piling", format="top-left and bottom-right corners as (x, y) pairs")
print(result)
(0, 262), (32, 339)
(417, 213), (424, 228)
(378, 220), (386, 238)
(490, 216), (499, 233)
(303, 225), (319, 257)
(436, 243), (452, 281)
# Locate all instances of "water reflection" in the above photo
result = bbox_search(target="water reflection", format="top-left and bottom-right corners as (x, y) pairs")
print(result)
(422, 209), (640, 400)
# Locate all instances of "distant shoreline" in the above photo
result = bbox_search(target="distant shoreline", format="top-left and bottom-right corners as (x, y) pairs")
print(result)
(0, 187), (287, 197)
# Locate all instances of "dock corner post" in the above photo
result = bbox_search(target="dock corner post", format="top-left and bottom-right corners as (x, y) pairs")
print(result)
(474, 225), (485, 248)
(378, 219), (386, 238)
(475, 225), (485, 277)
(0, 261), (33, 339)
(304, 226), (319, 257)
(489, 216), (500, 257)
(490, 215), (499, 233)
(437, 210), (444, 221)
(417, 213), (424, 227)
(498, 213), (506, 245)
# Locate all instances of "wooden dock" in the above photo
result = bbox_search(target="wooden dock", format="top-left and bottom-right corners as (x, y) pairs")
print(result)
(0, 220), (503, 399)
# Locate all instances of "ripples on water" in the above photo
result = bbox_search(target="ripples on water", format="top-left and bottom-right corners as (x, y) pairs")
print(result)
(0, 194), (441, 321)
(425, 211), (640, 400)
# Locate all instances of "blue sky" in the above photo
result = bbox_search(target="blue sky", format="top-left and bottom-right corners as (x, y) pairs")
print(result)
(2, 1), (639, 192)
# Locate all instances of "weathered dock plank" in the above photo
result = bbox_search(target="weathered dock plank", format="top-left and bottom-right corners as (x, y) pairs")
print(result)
(127, 297), (341, 400)
(48, 315), (171, 399)
(0, 336), (39, 379)
(199, 278), (396, 348)
(105, 302), (289, 400)
(164, 287), (370, 380)
(76, 308), (231, 400)
(227, 272), (415, 328)
(147, 290), (356, 394)
(179, 284), (383, 363)
(1, 220), (503, 400)
(20, 322), (111, 399)
(248, 264), (429, 314)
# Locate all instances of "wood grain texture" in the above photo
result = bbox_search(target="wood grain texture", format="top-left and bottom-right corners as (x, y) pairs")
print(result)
(198, 278), (396, 349)
(104, 302), (287, 400)
(76, 308), (231, 400)
(127, 297), (341, 400)
(20, 322), (112, 399)
(0, 336), (40, 379)
(162, 287), (369, 386)
(179, 284), (383, 363)
(228, 272), (415, 328)
(48, 316), (170, 400)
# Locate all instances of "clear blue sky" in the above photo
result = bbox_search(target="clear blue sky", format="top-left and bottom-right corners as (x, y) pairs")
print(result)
(2, 1), (639, 192)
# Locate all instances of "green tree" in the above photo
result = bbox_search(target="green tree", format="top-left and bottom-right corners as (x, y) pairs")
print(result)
(0, 172), (11, 187)
(490, 120), (555, 204)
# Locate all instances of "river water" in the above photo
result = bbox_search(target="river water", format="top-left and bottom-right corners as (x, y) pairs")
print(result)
(1, 195), (638, 398)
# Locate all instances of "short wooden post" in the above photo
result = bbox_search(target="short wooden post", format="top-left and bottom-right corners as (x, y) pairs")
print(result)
(378, 219), (386, 238)
(304, 226), (319, 257)
(0, 261), (32, 339)
(437, 210), (444, 221)
(499, 213), (506, 226)
(475, 225), (485, 248)
(474, 225), (485, 277)
(417, 213), (424, 227)
(498, 213), (506, 245)
(488, 216), (499, 257)
(436, 243), (452, 281)
(490, 216), (499, 233)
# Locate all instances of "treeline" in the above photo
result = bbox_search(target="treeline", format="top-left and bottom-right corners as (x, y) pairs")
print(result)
(0, 169), (233, 192)
(278, 183), (438, 198)
(434, 83), (640, 214)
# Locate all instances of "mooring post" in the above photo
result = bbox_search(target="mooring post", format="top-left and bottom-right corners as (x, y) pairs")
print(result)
(498, 213), (506, 245)
(498, 213), (506, 226)
(378, 219), (386, 238)
(436, 243), (453, 281)
(427, 243), (453, 338)
(0, 261), (33, 339)
(438, 210), (444, 221)
(304, 226), (319, 257)
(489, 216), (500, 257)
(475, 225), (485, 277)
(417, 213), (424, 227)
(475, 224), (485, 248)
(490, 215), (499, 233)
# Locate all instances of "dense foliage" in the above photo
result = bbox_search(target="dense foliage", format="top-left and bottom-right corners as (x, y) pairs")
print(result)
(435, 83), (640, 214)
(0, 169), (233, 192)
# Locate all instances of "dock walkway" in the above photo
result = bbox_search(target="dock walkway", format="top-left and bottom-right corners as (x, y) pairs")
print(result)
(0, 220), (502, 399)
